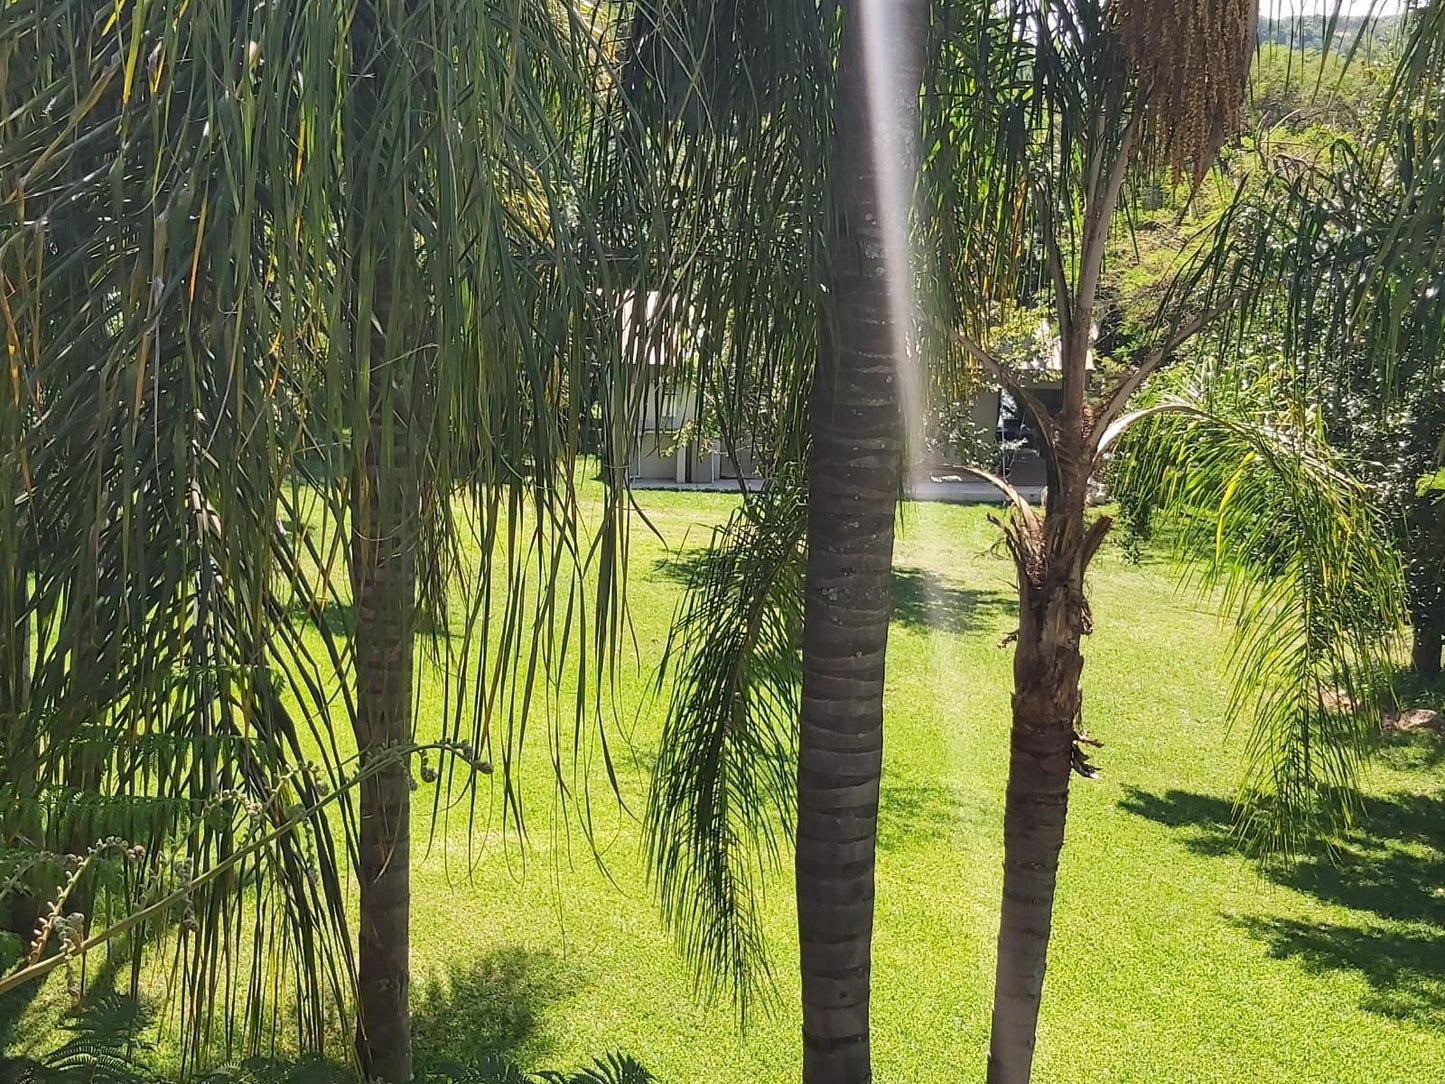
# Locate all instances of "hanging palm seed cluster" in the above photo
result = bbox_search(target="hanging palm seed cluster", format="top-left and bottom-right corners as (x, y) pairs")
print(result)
(1110, 0), (1259, 185)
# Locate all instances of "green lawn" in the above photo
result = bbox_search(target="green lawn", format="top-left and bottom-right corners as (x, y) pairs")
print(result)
(9, 493), (1445, 1082)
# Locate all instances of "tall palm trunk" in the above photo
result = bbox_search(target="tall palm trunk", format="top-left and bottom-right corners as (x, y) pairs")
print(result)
(352, 394), (416, 1081)
(344, 6), (415, 1076)
(796, 4), (923, 1081)
(987, 430), (1110, 1084)
(351, 265), (416, 1083)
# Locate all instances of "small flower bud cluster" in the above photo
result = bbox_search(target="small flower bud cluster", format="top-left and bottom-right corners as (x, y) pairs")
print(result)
(438, 738), (494, 777)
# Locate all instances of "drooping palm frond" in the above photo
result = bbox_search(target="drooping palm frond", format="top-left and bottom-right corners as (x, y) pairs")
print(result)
(536, 1053), (655, 1084)
(1388, 0), (1445, 101)
(0, 0), (666, 1067)
(0, 0), (362, 1055)
(1110, 364), (1404, 858)
(1204, 129), (1445, 397)
(916, 0), (1064, 424)
(589, 0), (835, 482)
(1218, 4), (1445, 395)
(643, 467), (806, 1022)
(587, 1), (837, 1022)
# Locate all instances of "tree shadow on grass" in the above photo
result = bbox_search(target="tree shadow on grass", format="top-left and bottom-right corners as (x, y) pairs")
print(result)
(1377, 729), (1445, 773)
(1120, 782), (1445, 1025)
(0, 981), (155, 1083)
(650, 549), (720, 591)
(651, 550), (1016, 637)
(1115, 788), (1239, 858)
(0, 982), (50, 1072)
(410, 945), (582, 1074)
(0, 937), (140, 1062)
(1, 948), (588, 1082)
(279, 599), (456, 642)
(1235, 916), (1445, 1027)
(889, 567), (1016, 635)
(877, 782), (973, 852)
(281, 597), (355, 639)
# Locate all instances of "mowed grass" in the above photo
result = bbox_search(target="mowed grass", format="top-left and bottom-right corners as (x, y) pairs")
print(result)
(9, 493), (1445, 1082)
(402, 493), (1445, 1083)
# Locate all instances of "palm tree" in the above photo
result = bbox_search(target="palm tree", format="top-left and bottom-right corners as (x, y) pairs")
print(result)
(0, 0), (654, 1076)
(624, 2), (999, 1080)
(1233, 17), (1445, 676)
(1273, 138), (1445, 677)
(644, 5), (1403, 1084)
(0, 4), (357, 1061)
(793, 4), (926, 1080)
(952, 5), (1398, 1079)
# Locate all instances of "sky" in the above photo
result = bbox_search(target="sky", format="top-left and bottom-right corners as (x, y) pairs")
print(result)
(1268, 1), (1405, 13)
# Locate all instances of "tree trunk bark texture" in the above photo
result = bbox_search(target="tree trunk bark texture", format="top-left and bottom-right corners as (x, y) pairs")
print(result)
(986, 447), (1108, 1084)
(796, 4), (924, 1083)
(1411, 618), (1442, 677)
(1406, 496), (1445, 678)
(1, 573), (39, 943)
(352, 403), (416, 1084)
(345, 7), (416, 1078)
(351, 258), (416, 1083)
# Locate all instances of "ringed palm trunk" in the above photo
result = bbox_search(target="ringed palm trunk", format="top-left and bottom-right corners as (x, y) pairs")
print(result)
(986, 442), (1109, 1084)
(351, 274), (416, 1083)
(796, 4), (923, 1081)
(345, 7), (415, 1077)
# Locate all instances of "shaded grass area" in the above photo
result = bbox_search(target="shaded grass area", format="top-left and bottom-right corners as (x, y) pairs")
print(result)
(410, 947), (582, 1072)
(1121, 770), (1445, 1030)
(2, 950), (596, 1083)
(6, 495), (1445, 1082)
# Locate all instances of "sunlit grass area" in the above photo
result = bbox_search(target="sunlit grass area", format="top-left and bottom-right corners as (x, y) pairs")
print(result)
(5, 493), (1443, 1083)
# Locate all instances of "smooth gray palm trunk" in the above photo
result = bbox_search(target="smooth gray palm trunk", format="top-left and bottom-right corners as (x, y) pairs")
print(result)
(796, 3), (924, 1081)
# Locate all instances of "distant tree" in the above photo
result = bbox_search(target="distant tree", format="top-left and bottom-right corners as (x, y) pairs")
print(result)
(1247, 42), (1388, 141)
(1257, 12), (1404, 54)
(1221, 123), (1445, 672)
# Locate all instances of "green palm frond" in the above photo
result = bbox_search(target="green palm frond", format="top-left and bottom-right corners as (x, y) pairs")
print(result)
(644, 467), (806, 1021)
(1111, 365), (1404, 857)
(592, 0), (834, 480)
(622, 0), (1061, 1021)
(596, 2), (836, 1020)
(1195, 68), (1443, 400)
(1389, 0), (1445, 101)
(0, 0), (667, 1066)
(536, 1053), (655, 1084)
(0, 0), (358, 1047)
